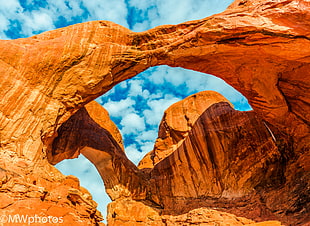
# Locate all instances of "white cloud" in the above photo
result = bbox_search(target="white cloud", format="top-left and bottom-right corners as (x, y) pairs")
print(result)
(45, 0), (84, 21)
(128, 79), (143, 97)
(119, 81), (128, 89)
(139, 130), (157, 142)
(140, 141), (154, 153)
(125, 142), (153, 165)
(185, 73), (249, 107)
(147, 66), (250, 110)
(142, 89), (150, 99)
(120, 113), (146, 135)
(21, 10), (55, 36)
(143, 94), (181, 126)
(148, 66), (207, 89)
(132, 21), (150, 32)
(148, 68), (165, 85)
(81, 0), (129, 28)
(0, 0), (22, 39)
(102, 97), (135, 118)
(128, 0), (155, 11)
(0, 0), (22, 13)
(0, 0), (131, 39)
(0, 14), (9, 39)
(128, 0), (234, 31)
(125, 144), (140, 164)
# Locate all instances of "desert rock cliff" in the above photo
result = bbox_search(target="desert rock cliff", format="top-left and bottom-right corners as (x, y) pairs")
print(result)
(0, 0), (309, 225)
(138, 91), (234, 168)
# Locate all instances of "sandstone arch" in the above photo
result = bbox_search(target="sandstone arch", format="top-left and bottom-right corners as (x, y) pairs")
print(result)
(0, 0), (309, 225)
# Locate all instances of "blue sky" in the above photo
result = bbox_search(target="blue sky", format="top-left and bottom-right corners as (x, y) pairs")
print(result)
(1, 0), (252, 221)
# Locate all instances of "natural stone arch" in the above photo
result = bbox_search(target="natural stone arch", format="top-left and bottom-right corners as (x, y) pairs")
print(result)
(1, 0), (309, 163)
(49, 91), (283, 215)
(0, 0), (309, 225)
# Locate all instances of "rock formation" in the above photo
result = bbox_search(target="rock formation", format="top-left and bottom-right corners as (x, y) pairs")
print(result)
(50, 101), (148, 201)
(50, 92), (287, 225)
(105, 95), (286, 225)
(138, 91), (234, 168)
(0, 0), (309, 225)
(0, 150), (104, 225)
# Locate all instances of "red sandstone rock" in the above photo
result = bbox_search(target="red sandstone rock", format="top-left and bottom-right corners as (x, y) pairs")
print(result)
(47, 93), (291, 225)
(0, 157), (104, 225)
(138, 91), (233, 169)
(0, 0), (308, 161)
(50, 101), (147, 201)
(0, 0), (309, 225)
(107, 198), (284, 226)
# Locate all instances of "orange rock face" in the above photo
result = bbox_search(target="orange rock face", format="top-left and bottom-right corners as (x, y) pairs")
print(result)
(0, 153), (104, 225)
(138, 91), (234, 168)
(0, 0), (309, 225)
(50, 101), (147, 201)
(107, 199), (284, 226)
(104, 97), (288, 225)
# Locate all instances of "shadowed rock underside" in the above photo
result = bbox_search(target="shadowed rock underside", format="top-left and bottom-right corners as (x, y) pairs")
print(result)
(0, 0), (309, 225)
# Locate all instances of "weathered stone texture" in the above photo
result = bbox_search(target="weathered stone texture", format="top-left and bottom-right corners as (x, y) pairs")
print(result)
(139, 91), (233, 169)
(0, 0), (309, 225)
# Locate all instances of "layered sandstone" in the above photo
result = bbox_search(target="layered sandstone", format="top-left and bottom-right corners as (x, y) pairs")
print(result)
(0, 0), (309, 225)
(138, 91), (233, 168)
(104, 97), (288, 225)
(0, 0), (309, 161)
(51, 94), (286, 225)
(107, 199), (283, 226)
(50, 101), (147, 201)
(0, 153), (104, 226)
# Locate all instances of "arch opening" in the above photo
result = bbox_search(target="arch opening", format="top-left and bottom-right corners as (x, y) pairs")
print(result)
(53, 65), (252, 221)
(97, 65), (252, 164)
(56, 155), (110, 223)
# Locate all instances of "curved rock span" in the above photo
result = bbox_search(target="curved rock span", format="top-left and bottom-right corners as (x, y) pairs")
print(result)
(0, 0), (309, 225)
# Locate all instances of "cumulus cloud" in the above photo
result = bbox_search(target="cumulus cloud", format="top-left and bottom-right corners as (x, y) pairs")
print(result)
(120, 113), (146, 135)
(102, 97), (135, 118)
(129, 0), (234, 31)
(139, 129), (158, 142)
(143, 94), (181, 126)
(128, 0), (155, 11)
(45, 0), (85, 21)
(0, 0), (130, 39)
(81, 0), (129, 27)
(0, 14), (10, 39)
(128, 79), (144, 97)
(125, 142), (154, 165)
(21, 10), (55, 36)
(125, 144), (140, 164)
(147, 65), (251, 110)
(0, 0), (22, 39)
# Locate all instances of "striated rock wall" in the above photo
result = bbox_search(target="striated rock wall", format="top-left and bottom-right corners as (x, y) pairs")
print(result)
(138, 91), (234, 169)
(50, 101), (148, 201)
(1, 0), (309, 161)
(0, 0), (309, 225)
(150, 102), (282, 207)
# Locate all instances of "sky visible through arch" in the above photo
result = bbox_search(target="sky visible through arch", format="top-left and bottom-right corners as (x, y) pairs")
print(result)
(1, 0), (252, 221)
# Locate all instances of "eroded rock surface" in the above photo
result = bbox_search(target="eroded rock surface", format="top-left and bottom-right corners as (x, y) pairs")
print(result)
(107, 199), (284, 226)
(0, 0), (309, 225)
(0, 154), (104, 225)
(138, 91), (233, 169)
(51, 101), (148, 201)
(104, 98), (288, 225)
